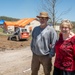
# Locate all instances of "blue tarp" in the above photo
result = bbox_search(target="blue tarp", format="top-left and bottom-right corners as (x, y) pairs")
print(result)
(0, 20), (5, 24)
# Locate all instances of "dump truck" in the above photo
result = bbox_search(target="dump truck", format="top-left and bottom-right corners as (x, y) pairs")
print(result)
(8, 27), (29, 41)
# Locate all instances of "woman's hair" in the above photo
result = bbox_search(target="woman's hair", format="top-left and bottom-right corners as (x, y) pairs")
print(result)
(60, 19), (73, 29)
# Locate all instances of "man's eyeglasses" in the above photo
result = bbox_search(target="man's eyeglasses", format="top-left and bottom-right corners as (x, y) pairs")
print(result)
(39, 17), (48, 20)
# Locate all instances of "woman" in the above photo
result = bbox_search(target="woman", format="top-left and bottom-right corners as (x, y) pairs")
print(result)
(53, 20), (75, 75)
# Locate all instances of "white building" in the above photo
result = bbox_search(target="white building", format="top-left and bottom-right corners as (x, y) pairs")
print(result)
(25, 20), (40, 33)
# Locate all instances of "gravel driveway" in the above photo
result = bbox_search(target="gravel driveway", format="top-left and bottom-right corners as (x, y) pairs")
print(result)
(0, 46), (55, 75)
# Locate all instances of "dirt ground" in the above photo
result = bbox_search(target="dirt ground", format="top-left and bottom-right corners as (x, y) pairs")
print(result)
(0, 35), (31, 51)
(0, 35), (55, 75)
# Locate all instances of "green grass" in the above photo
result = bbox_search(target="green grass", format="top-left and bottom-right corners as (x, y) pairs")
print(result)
(0, 28), (3, 32)
(0, 28), (10, 36)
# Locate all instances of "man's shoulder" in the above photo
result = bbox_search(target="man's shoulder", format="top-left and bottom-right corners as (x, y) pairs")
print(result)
(47, 25), (55, 30)
(33, 26), (40, 32)
(34, 26), (40, 29)
(47, 25), (57, 34)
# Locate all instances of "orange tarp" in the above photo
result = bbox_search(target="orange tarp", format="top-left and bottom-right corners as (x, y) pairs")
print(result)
(15, 18), (35, 27)
(15, 18), (28, 26)
(4, 21), (16, 29)
(4, 18), (36, 28)
(4, 21), (16, 26)
(4, 18), (35, 27)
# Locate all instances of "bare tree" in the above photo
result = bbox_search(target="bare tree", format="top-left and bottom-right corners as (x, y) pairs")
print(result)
(39, 0), (71, 26)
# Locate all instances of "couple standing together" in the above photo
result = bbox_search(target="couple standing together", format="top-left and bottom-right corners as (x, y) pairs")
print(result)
(30, 12), (75, 75)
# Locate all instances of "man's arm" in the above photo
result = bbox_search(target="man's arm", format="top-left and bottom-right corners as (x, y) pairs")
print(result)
(49, 27), (58, 57)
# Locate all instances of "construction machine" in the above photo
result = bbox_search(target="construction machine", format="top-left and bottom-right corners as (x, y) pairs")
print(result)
(8, 27), (29, 41)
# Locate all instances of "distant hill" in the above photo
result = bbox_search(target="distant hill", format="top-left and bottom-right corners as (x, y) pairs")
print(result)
(0, 16), (20, 21)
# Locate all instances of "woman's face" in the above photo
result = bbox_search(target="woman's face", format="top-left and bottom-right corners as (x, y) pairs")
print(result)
(60, 25), (70, 34)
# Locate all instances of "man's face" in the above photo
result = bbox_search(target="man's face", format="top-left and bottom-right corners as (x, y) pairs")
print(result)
(39, 17), (48, 26)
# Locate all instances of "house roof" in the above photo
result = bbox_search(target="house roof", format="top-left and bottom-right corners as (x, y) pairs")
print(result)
(15, 18), (35, 27)
(4, 18), (36, 27)
(4, 21), (16, 26)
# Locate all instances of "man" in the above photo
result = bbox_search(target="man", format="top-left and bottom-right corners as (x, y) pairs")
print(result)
(31, 12), (57, 75)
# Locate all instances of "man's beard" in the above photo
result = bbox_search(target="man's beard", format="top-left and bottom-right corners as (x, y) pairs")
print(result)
(41, 23), (46, 26)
